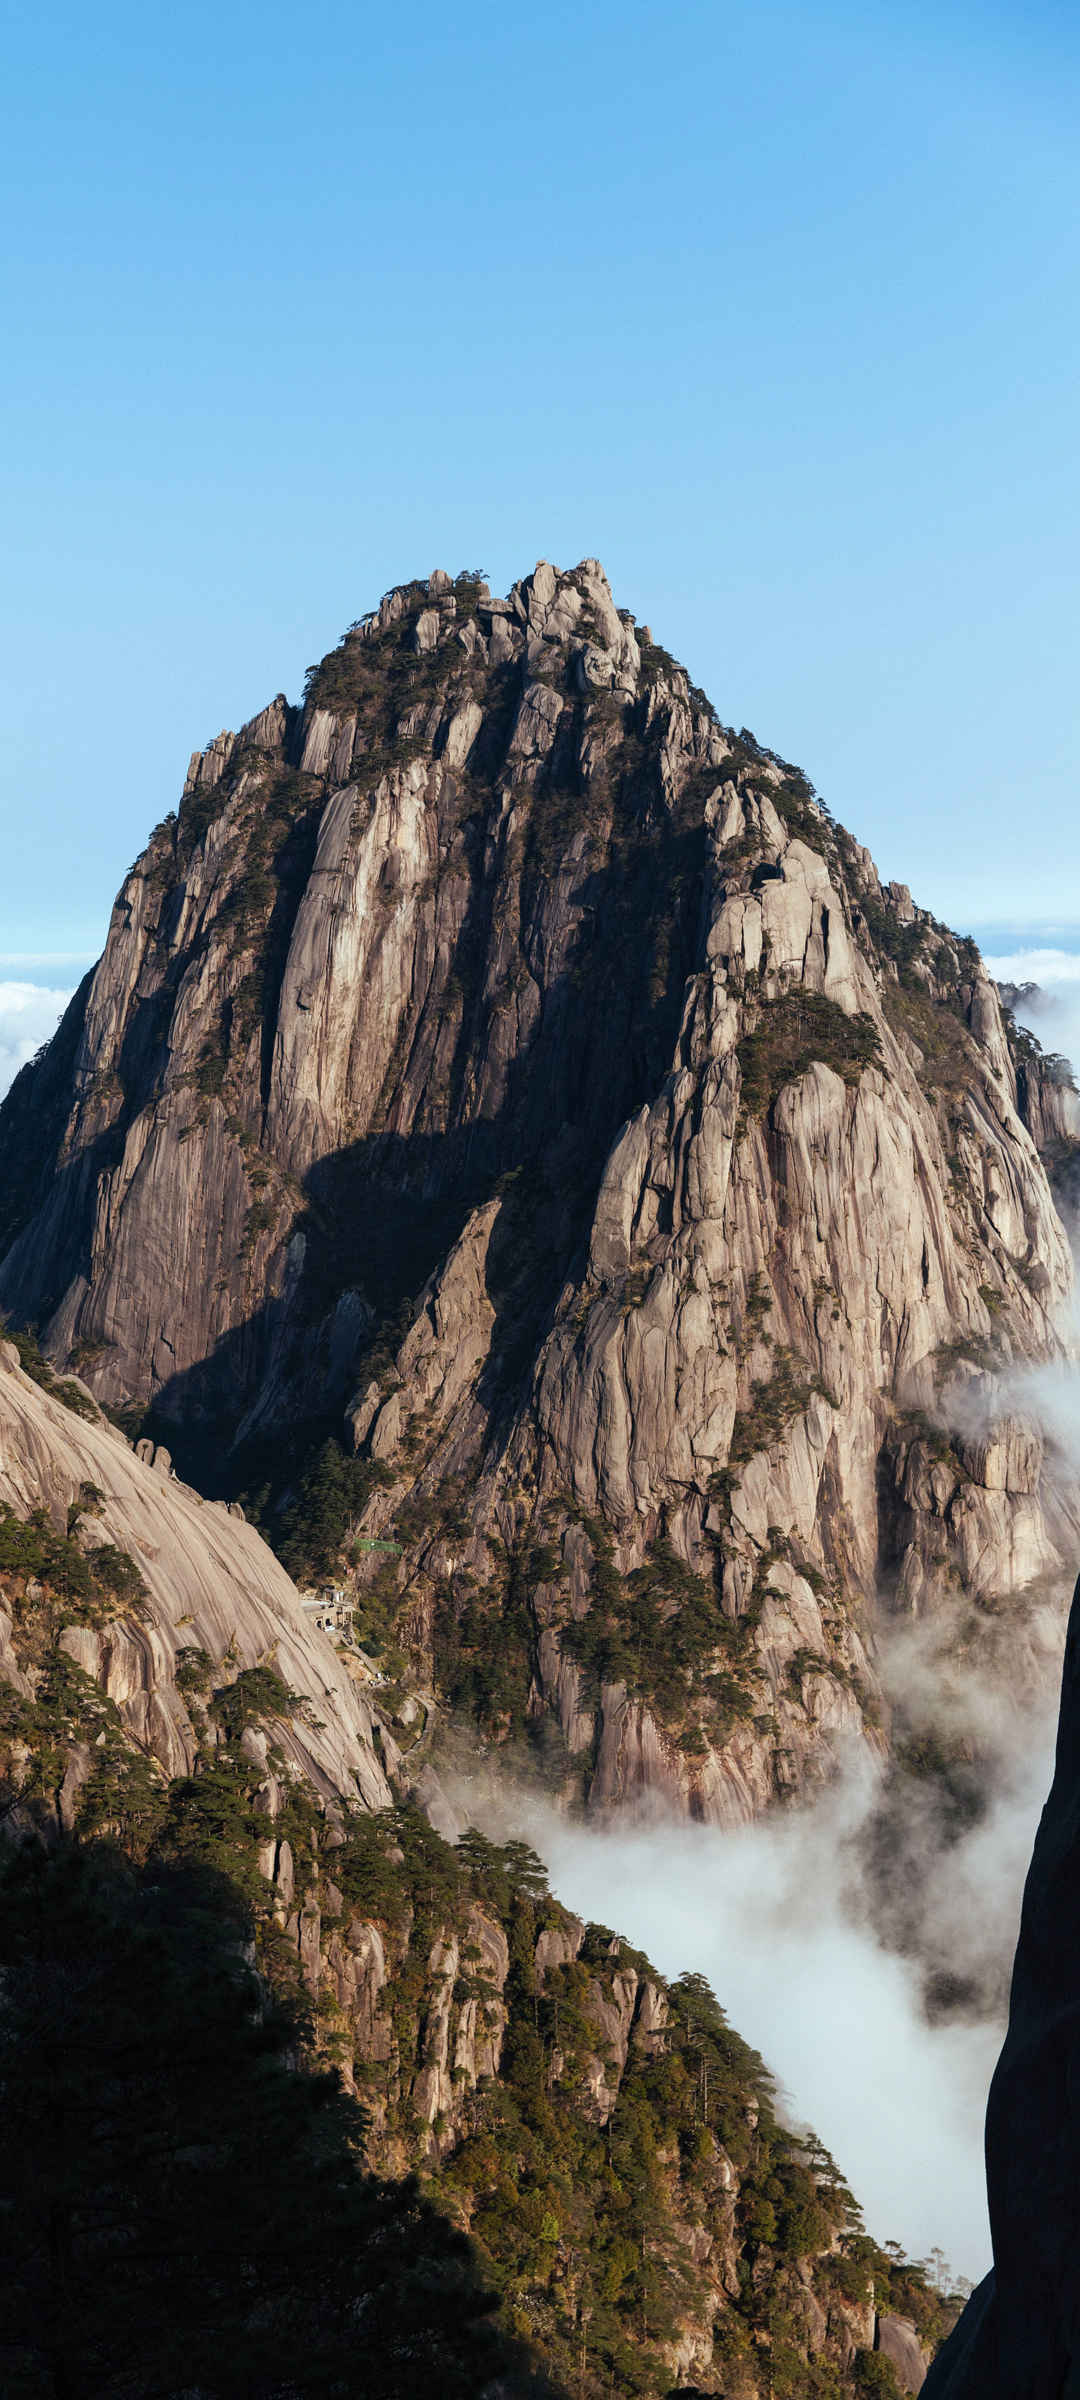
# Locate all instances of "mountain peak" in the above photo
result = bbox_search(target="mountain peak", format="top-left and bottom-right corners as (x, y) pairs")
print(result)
(0, 559), (1072, 1839)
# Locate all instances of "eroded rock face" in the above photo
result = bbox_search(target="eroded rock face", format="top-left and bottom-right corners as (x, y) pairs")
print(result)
(878, 2313), (929, 2392)
(279, 1845), (947, 2396)
(922, 1567), (1080, 2398)
(1, 560), (1074, 1817)
(0, 1341), (392, 1805)
(997, 983), (1080, 1156)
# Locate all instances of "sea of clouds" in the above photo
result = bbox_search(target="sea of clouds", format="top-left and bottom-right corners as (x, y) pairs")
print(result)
(0, 976), (74, 1098)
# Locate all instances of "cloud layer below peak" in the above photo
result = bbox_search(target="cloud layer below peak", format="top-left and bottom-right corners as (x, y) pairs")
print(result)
(0, 981), (72, 1099)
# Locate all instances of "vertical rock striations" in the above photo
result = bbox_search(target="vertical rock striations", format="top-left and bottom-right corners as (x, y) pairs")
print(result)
(0, 1335), (393, 1807)
(1, 560), (1075, 1816)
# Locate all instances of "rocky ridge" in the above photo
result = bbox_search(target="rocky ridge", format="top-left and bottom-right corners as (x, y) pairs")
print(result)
(275, 1809), (954, 2397)
(1, 559), (1076, 1831)
(0, 1351), (954, 2395)
(0, 1334), (392, 1811)
(0, 1444), (949, 2395)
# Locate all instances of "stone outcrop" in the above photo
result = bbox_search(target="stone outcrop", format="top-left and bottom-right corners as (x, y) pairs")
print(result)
(0, 1336), (392, 1806)
(997, 981), (1080, 1154)
(266, 1813), (955, 2398)
(922, 1565), (1080, 2397)
(1, 560), (1075, 1822)
(878, 2313), (930, 2391)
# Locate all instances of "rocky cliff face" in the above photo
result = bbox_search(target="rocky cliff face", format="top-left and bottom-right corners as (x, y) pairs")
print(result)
(280, 1809), (954, 2398)
(0, 1333), (393, 1812)
(997, 982), (1080, 1158)
(0, 1353), (953, 2397)
(2, 560), (1075, 1825)
(922, 1565), (1080, 2398)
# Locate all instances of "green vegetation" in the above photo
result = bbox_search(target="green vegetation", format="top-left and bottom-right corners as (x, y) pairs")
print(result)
(893, 1408), (965, 1475)
(852, 2354), (902, 2395)
(0, 1470), (963, 2398)
(3, 1321), (101, 1422)
(559, 1531), (758, 1729)
(270, 1438), (397, 1582)
(207, 1662), (304, 1741)
(453, 566), (488, 609)
(737, 991), (882, 1121)
(331, 1816), (920, 2398)
(881, 979), (977, 1093)
(770, 764), (833, 845)
(0, 1835), (552, 2399)
(856, 891), (927, 981)
(932, 1332), (998, 1380)
(730, 1348), (830, 1465)
(999, 997), (1077, 1094)
(239, 1188), (280, 1257)
(0, 1500), (146, 1627)
(302, 574), (489, 726)
(437, 1547), (536, 1735)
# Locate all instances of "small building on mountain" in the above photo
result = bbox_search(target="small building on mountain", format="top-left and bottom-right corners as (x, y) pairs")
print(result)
(298, 1586), (354, 1637)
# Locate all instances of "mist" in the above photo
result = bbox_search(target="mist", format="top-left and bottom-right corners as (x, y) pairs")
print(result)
(0, 979), (71, 1099)
(462, 1695), (1055, 2282)
(985, 944), (1080, 1099)
(454, 1349), (1080, 2283)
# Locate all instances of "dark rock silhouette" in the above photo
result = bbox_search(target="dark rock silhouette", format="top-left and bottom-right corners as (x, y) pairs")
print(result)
(924, 1565), (1080, 2395)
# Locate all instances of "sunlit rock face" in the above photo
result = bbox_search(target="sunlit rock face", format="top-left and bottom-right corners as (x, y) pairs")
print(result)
(1, 560), (1076, 1819)
(0, 1327), (955, 2397)
(923, 1565), (1080, 2397)
(0, 1337), (393, 1807)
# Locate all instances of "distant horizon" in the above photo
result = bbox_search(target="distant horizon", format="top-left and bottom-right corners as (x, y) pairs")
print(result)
(5, 919), (1080, 1104)
(5, 916), (1080, 988)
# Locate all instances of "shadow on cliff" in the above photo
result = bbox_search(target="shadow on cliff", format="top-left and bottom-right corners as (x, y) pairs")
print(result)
(0, 1830), (562, 2400)
(137, 1110), (586, 1500)
(0, 971), (101, 1306)
(139, 817), (711, 1495)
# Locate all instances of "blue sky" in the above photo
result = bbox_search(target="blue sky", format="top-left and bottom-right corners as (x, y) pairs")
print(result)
(2, 0), (1079, 972)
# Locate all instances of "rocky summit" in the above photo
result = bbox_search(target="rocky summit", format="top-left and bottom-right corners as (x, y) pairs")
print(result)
(3, 558), (1080, 2396)
(2, 559), (1076, 1827)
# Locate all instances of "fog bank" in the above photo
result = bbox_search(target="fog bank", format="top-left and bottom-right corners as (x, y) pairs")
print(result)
(456, 1524), (1073, 2280)
(463, 1729), (1054, 2281)
(0, 979), (71, 1098)
(986, 944), (1080, 1093)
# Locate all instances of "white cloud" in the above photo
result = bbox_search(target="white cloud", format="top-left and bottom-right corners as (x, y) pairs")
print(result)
(543, 1792), (1004, 2279)
(984, 947), (1080, 985)
(984, 946), (1080, 1086)
(459, 1688), (1062, 2286)
(0, 981), (72, 1099)
(454, 1445), (1078, 2290)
